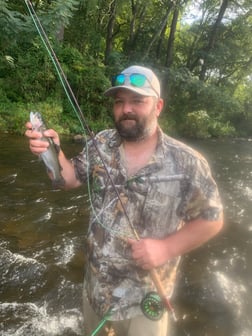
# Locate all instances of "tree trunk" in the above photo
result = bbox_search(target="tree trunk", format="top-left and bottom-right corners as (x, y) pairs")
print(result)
(129, 0), (137, 46)
(56, 25), (64, 42)
(143, 4), (173, 61)
(156, 21), (168, 60)
(165, 5), (179, 67)
(104, 0), (117, 65)
(126, 0), (147, 54)
(199, 0), (230, 81)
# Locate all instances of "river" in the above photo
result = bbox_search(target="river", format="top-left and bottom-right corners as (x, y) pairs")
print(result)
(0, 134), (251, 336)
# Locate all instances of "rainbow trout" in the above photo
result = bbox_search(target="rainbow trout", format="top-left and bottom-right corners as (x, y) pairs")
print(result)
(30, 111), (65, 188)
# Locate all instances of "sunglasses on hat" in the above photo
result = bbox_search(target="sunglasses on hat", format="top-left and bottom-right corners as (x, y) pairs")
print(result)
(112, 73), (149, 87)
(111, 73), (159, 98)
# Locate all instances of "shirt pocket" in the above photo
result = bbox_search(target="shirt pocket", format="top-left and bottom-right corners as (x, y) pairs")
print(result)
(139, 181), (182, 237)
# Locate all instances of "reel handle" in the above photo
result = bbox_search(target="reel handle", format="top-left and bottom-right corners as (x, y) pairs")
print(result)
(149, 269), (178, 321)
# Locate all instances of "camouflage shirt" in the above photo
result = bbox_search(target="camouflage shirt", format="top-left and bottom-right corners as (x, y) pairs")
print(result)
(72, 128), (222, 320)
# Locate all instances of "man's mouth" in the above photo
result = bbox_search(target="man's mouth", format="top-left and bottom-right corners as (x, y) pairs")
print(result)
(120, 119), (137, 126)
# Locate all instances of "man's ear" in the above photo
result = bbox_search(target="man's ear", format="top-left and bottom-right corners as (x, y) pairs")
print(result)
(156, 98), (164, 117)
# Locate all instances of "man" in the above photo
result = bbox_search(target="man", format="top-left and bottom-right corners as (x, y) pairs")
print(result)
(25, 65), (223, 336)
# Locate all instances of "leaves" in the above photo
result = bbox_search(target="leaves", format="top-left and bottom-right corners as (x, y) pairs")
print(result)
(0, 0), (252, 137)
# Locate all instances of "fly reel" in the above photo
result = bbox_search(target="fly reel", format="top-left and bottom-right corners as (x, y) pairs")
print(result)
(140, 291), (164, 321)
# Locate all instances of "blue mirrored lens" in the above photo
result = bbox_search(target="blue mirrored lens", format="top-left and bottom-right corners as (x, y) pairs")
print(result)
(130, 74), (146, 87)
(114, 74), (125, 86)
(112, 73), (147, 87)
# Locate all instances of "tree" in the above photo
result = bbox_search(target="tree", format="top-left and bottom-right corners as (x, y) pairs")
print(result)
(182, 0), (252, 85)
(199, 0), (230, 80)
(165, 1), (179, 67)
(1, 0), (252, 136)
(104, 0), (118, 64)
(144, 1), (173, 61)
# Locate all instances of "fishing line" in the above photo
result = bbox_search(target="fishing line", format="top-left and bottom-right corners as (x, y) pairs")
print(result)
(25, 0), (87, 135)
(25, 0), (105, 235)
(24, 1), (188, 333)
(24, 0), (138, 239)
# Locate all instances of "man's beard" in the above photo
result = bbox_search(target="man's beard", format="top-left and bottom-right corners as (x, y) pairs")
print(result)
(115, 114), (149, 141)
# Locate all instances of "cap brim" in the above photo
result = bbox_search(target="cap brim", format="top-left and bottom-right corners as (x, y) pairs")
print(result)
(104, 86), (158, 98)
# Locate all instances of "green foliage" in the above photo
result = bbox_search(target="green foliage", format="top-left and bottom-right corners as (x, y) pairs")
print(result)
(0, 0), (252, 138)
(2, 40), (57, 102)
(208, 119), (236, 138)
(0, 0), (26, 41)
(38, 0), (80, 40)
(64, 0), (105, 57)
(182, 110), (211, 139)
(164, 67), (242, 137)
(0, 95), (64, 134)
(57, 45), (113, 133)
(180, 110), (236, 139)
(159, 114), (178, 137)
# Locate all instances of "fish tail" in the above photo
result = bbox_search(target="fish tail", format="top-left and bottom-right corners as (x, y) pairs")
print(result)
(51, 176), (66, 189)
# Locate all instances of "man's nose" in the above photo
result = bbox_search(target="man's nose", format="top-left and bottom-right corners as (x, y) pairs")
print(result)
(121, 101), (133, 114)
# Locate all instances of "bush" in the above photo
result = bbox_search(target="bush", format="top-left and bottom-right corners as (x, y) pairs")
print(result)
(163, 68), (242, 136)
(180, 110), (236, 138)
(57, 46), (113, 133)
(0, 97), (64, 134)
(181, 110), (211, 138)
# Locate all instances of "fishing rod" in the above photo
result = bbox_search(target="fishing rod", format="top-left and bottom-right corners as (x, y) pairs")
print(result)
(24, 0), (138, 240)
(24, 0), (185, 331)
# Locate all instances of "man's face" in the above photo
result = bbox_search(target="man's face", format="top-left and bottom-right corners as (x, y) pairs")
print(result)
(113, 90), (162, 141)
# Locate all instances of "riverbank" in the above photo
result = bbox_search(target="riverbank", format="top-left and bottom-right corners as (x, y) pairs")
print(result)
(0, 96), (240, 139)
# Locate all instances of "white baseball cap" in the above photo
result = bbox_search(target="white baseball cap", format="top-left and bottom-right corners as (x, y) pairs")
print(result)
(104, 65), (160, 98)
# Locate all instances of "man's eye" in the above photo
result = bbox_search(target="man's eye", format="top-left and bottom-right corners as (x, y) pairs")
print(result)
(114, 99), (123, 104)
(133, 99), (144, 104)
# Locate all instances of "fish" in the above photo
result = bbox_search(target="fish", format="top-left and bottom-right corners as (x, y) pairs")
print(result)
(30, 111), (65, 188)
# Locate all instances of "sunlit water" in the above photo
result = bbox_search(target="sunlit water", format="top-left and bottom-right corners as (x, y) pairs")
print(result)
(1, 135), (252, 336)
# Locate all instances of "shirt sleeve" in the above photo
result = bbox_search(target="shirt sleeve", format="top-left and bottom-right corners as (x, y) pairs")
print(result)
(71, 139), (93, 184)
(178, 156), (223, 222)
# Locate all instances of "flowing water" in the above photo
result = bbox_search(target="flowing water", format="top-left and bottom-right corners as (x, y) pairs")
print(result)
(0, 134), (252, 336)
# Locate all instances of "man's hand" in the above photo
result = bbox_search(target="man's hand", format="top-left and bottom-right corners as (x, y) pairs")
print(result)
(128, 238), (170, 270)
(25, 122), (60, 156)
(128, 215), (223, 270)
(25, 121), (81, 189)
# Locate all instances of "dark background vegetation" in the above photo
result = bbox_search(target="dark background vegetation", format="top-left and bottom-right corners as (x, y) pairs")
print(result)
(1, 0), (252, 138)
